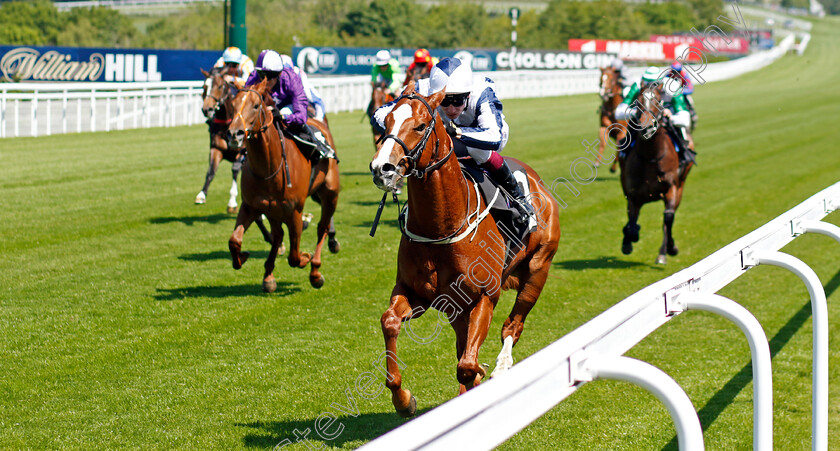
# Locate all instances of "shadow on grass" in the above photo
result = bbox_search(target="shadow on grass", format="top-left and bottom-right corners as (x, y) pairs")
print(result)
(554, 255), (654, 270)
(154, 282), (300, 300)
(237, 408), (434, 449)
(661, 268), (840, 450)
(179, 250), (270, 262)
(150, 213), (232, 226)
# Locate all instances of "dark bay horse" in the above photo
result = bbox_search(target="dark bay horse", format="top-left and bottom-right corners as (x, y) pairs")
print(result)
(619, 84), (692, 265)
(367, 81), (395, 146)
(596, 67), (628, 173)
(226, 78), (340, 291)
(197, 68), (245, 213)
(369, 81), (561, 417)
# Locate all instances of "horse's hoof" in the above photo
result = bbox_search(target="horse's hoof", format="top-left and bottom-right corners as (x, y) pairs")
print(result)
(621, 242), (633, 255)
(656, 255), (667, 265)
(328, 238), (340, 254)
(227, 206), (237, 214)
(263, 278), (277, 293)
(194, 193), (206, 204)
(667, 246), (679, 256)
(279, 243), (286, 255)
(396, 395), (417, 418)
(609, 166), (617, 174)
(301, 213), (314, 231)
(310, 274), (325, 289)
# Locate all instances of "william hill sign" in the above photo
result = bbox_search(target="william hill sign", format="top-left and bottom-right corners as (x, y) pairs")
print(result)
(0, 45), (219, 82)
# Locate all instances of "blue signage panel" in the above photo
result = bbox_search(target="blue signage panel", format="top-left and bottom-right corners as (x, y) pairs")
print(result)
(0, 45), (220, 82)
(292, 46), (497, 75)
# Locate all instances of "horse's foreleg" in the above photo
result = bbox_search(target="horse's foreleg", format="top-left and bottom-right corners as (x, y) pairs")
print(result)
(262, 217), (285, 293)
(285, 210), (312, 269)
(229, 202), (258, 270)
(596, 126), (607, 167)
(458, 295), (494, 390)
(227, 155), (243, 214)
(381, 286), (424, 417)
(659, 187), (679, 264)
(622, 200), (641, 255)
(197, 148), (223, 204)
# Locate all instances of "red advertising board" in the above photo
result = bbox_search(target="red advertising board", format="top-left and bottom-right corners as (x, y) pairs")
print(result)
(568, 39), (706, 62)
(650, 34), (750, 54)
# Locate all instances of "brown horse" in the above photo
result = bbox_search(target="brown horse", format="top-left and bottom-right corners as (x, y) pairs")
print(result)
(369, 81), (561, 417)
(596, 67), (628, 173)
(619, 84), (692, 265)
(226, 78), (340, 291)
(197, 68), (245, 213)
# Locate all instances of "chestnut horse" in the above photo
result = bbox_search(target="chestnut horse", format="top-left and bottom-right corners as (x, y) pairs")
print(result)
(619, 84), (692, 265)
(226, 78), (340, 291)
(197, 68), (245, 213)
(596, 67), (628, 173)
(369, 81), (561, 417)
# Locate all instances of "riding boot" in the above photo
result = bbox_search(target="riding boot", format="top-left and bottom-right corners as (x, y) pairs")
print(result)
(304, 124), (335, 160)
(676, 126), (696, 165)
(488, 161), (535, 225)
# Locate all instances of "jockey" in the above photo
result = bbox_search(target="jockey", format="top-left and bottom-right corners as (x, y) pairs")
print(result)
(214, 46), (254, 84)
(371, 49), (402, 96)
(611, 57), (630, 96)
(372, 57), (535, 224)
(247, 50), (332, 160)
(615, 66), (694, 163)
(403, 48), (434, 86)
(669, 61), (698, 125)
(279, 53), (327, 122)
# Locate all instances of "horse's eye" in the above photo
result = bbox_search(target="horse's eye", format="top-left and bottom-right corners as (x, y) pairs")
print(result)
(414, 123), (426, 132)
(253, 104), (260, 110)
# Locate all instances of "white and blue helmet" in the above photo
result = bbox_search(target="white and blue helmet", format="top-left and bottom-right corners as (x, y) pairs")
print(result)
(429, 57), (473, 95)
(260, 50), (284, 72)
(222, 46), (243, 64)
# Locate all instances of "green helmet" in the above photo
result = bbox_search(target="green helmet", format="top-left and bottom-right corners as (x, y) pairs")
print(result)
(641, 66), (661, 84)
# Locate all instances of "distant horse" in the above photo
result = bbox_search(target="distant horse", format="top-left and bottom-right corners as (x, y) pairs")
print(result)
(197, 68), (244, 213)
(226, 78), (340, 291)
(369, 81), (561, 417)
(367, 81), (395, 146)
(619, 84), (692, 265)
(596, 67), (628, 173)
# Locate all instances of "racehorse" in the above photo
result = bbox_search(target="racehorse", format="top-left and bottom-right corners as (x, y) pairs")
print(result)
(226, 78), (340, 292)
(197, 68), (245, 213)
(596, 67), (628, 173)
(367, 80), (395, 146)
(369, 81), (561, 417)
(619, 84), (692, 265)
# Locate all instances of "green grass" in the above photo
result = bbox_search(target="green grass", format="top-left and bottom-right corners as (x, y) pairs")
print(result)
(1, 16), (839, 450)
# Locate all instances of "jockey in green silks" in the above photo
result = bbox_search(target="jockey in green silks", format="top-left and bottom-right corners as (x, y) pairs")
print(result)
(615, 66), (695, 164)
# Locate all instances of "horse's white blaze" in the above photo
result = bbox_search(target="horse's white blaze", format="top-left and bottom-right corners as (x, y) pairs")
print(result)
(491, 335), (515, 378)
(204, 77), (213, 90)
(371, 104), (413, 171)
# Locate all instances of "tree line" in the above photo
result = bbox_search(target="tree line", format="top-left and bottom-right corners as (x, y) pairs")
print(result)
(2, 0), (796, 60)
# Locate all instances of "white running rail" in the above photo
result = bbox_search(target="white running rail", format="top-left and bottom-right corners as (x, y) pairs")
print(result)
(0, 34), (800, 138)
(360, 181), (840, 451)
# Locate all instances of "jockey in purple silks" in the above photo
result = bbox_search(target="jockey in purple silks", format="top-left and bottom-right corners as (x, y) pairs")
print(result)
(246, 50), (332, 159)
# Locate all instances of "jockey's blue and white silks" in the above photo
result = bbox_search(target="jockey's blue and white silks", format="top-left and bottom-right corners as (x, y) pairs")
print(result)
(371, 75), (509, 164)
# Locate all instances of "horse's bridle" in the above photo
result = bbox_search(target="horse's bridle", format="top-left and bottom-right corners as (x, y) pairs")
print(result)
(377, 93), (452, 179)
(638, 85), (665, 141)
(232, 86), (270, 138)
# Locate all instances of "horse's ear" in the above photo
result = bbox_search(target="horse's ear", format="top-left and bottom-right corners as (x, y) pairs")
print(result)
(404, 79), (416, 95)
(428, 89), (445, 109)
(201, 68), (210, 78)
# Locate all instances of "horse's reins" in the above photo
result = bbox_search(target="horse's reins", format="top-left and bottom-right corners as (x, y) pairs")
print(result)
(233, 86), (290, 184)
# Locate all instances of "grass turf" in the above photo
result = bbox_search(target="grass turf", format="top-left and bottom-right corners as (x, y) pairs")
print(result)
(1, 16), (839, 451)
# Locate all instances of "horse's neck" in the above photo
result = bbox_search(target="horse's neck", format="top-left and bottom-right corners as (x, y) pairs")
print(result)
(405, 141), (471, 237)
(246, 125), (284, 178)
(639, 127), (671, 159)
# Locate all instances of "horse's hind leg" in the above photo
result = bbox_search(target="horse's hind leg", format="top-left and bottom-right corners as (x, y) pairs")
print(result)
(229, 202), (259, 270)
(381, 285), (426, 417)
(197, 147), (223, 205)
(307, 164), (339, 288)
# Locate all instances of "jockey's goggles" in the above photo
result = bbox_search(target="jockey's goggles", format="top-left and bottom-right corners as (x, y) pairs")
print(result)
(225, 62), (239, 67)
(257, 70), (279, 79)
(441, 93), (469, 107)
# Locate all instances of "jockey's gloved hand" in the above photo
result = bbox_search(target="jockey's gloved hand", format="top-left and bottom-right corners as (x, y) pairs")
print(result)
(443, 119), (460, 138)
(271, 107), (283, 123)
